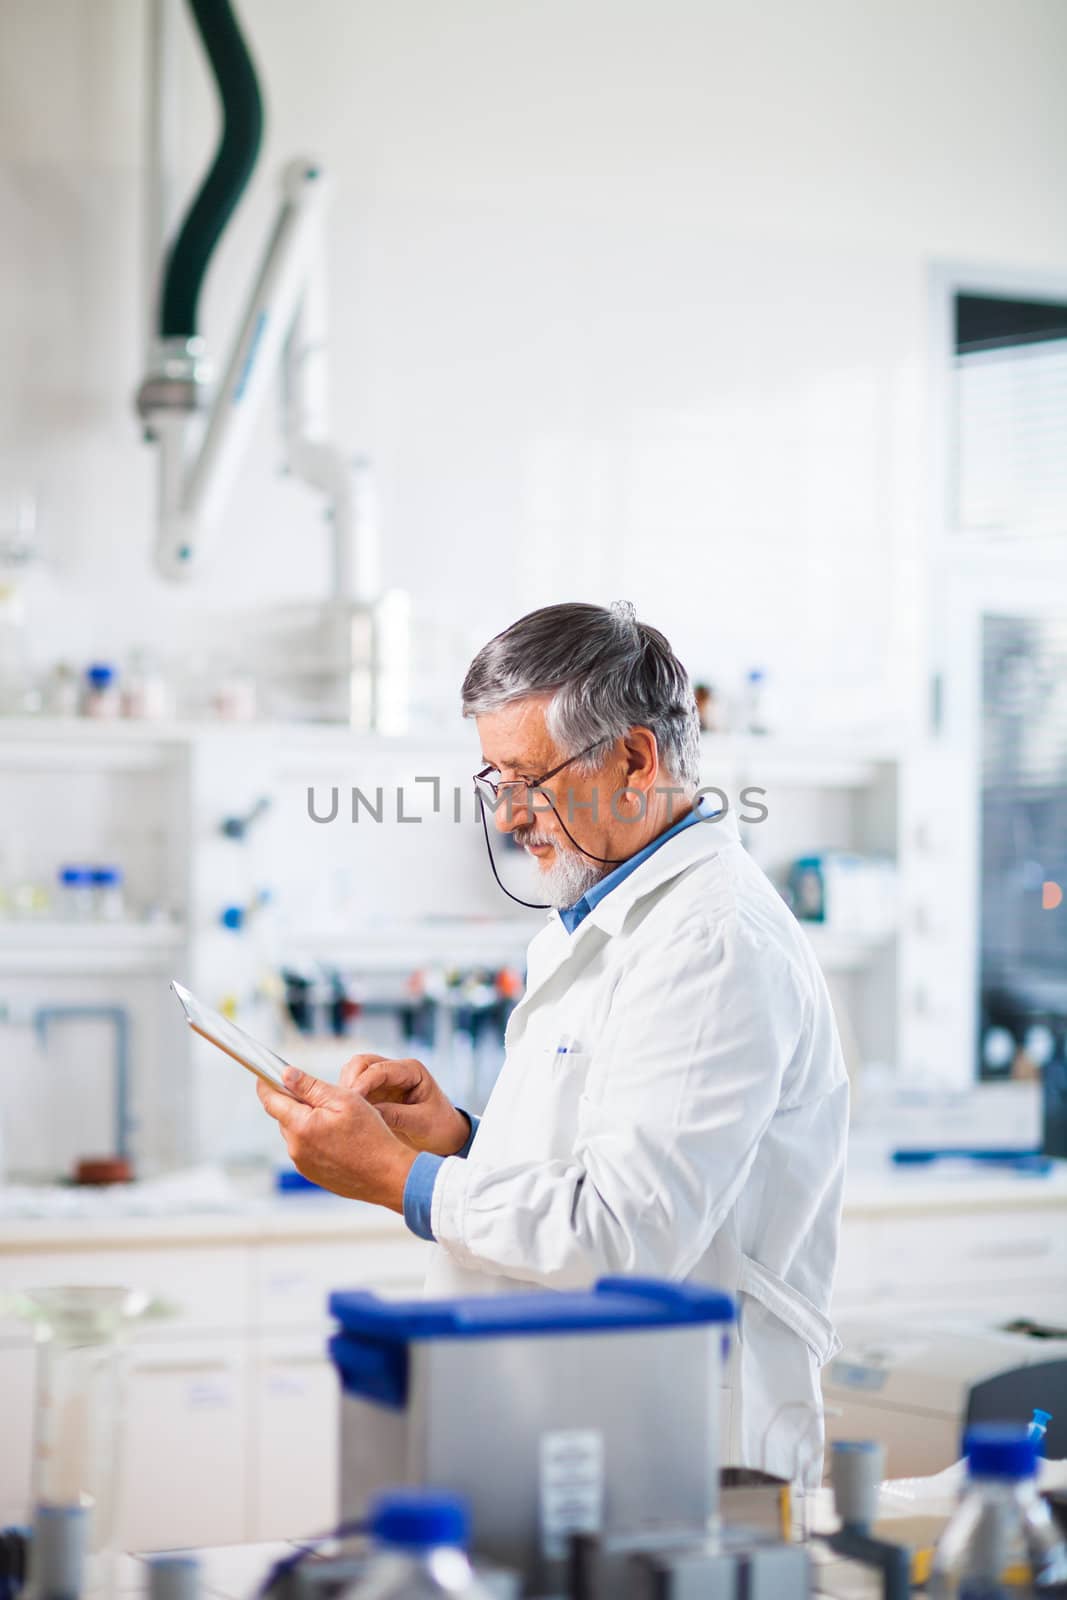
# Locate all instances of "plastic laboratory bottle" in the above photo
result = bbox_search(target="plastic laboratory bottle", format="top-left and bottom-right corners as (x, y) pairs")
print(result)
(90, 867), (125, 922)
(57, 867), (95, 921)
(930, 1425), (1067, 1597)
(44, 664), (80, 718)
(121, 649), (171, 720)
(742, 667), (771, 735)
(341, 1490), (494, 1598)
(82, 664), (120, 719)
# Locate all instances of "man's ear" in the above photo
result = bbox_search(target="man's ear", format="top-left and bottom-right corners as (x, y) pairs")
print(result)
(622, 726), (659, 789)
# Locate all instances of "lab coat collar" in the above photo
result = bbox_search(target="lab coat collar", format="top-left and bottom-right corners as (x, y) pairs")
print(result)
(545, 803), (742, 942)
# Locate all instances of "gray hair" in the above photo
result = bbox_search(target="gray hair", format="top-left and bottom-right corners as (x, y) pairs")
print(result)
(461, 601), (701, 789)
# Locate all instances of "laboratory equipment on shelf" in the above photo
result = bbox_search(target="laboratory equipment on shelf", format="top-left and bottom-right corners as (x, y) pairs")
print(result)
(33, 1006), (133, 1175)
(930, 1425), (1067, 1596)
(219, 889), (272, 932)
(57, 868), (95, 922)
(344, 1491), (495, 1600)
(16, 1288), (149, 1597)
(43, 663), (80, 717)
(330, 1277), (735, 1597)
(220, 795), (272, 840)
(135, 0), (409, 731)
(742, 666), (772, 734)
(55, 866), (128, 923)
(120, 650), (171, 721)
(90, 868), (124, 922)
(786, 850), (899, 937)
(81, 665), (120, 720)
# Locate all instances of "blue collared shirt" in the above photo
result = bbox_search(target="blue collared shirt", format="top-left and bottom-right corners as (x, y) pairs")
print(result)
(402, 794), (720, 1241)
(556, 794), (720, 933)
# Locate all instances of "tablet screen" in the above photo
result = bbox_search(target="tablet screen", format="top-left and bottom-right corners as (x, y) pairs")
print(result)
(171, 981), (301, 1097)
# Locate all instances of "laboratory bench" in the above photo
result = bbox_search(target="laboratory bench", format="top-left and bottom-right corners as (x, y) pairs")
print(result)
(1, 1160), (1065, 1553)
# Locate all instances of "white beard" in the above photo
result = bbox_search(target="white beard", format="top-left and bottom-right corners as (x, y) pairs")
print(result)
(523, 837), (609, 909)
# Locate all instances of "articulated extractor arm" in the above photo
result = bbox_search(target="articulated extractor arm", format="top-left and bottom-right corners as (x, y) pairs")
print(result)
(136, 0), (375, 599)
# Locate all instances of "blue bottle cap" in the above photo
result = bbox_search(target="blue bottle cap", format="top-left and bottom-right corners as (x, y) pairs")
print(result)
(58, 865), (93, 886)
(964, 1423), (1039, 1479)
(90, 867), (123, 886)
(1033, 1409), (1052, 1428)
(86, 663), (116, 688)
(367, 1489), (470, 1549)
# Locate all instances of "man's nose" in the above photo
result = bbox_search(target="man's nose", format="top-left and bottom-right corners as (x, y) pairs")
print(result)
(494, 787), (532, 833)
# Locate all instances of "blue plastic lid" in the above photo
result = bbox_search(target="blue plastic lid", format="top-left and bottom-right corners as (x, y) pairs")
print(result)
(91, 867), (123, 886)
(330, 1277), (735, 1343)
(1032, 1409), (1052, 1429)
(964, 1424), (1038, 1479)
(275, 1168), (324, 1193)
(86, 663), (116, 688)
(367, 1489), (469, 1549)
(58, 866), (94, 886)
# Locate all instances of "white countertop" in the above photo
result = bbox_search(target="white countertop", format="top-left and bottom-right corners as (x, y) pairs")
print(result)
(0, 1167), (415, 1251)
(842, 1155), (1067, 1215)
(1, 1154), (1064, 1252)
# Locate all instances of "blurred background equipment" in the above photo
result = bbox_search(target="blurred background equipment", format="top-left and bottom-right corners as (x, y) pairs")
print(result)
(135, 0), (409, 731)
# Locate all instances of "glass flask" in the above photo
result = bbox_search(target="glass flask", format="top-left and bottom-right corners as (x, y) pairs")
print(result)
(16, 1286), (150, 1594)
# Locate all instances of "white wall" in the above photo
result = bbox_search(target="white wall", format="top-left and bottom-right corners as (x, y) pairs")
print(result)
(4, 0), (1067, 733)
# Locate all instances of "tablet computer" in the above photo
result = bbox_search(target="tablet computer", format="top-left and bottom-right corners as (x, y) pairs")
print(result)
(170, 980), (301, 1098)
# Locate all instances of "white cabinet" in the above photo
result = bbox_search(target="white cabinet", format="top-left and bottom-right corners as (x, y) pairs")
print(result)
(0, 1219), (428, 1549)
(251, 1335), (339, 1541)
(834, 1192), (1067, 1323)
(254, 1236), (430, 1328)
(122, 1337), (250, 1550)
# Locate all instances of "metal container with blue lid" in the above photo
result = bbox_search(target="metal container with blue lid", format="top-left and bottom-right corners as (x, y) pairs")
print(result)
(329, 1277), (735, 1592)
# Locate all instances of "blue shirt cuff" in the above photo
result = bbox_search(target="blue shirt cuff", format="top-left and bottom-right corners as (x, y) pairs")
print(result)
(454, 1109), (481, 1158)
(401, 1112), (481, 1242)
(403, 1152), (445, 1241)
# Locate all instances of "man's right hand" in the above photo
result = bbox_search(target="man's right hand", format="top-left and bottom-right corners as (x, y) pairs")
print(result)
(339, 1053), (472, 1158)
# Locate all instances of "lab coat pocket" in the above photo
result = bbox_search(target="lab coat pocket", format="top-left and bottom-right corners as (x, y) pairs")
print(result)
(525, 1047), (592, 1163)
(737, 1255), (841, 1367)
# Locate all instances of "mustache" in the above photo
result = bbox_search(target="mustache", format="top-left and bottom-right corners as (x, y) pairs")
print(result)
(513, 826), (558, 850)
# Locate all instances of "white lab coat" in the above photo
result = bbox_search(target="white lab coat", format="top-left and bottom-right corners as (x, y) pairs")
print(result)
(424, 804), (849, 1480)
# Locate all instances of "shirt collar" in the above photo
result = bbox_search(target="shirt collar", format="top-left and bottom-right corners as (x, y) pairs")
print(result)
(553, 795), (737, 937)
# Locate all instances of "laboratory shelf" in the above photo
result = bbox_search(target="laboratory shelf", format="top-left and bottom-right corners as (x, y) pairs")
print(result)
(800, 924), (897, 973)
(0, 717), (481, 783)
(0, 718), (900, 788)
(699, 732), (898, 789)
(281, 917), (536, 970)
(0, 920), (187, 975)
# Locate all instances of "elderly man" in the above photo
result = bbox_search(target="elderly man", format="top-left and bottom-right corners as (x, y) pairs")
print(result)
(258, 601), (849, 1479)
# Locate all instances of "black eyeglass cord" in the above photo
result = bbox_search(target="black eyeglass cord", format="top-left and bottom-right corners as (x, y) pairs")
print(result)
(475, 788), (626, 911)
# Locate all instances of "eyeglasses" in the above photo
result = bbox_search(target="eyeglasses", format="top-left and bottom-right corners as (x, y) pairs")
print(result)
(473, 739), (608, 810)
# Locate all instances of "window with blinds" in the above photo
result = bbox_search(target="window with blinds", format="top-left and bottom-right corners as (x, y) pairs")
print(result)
(956, 293), (1067, 540)
(978, 613), (1067, 1081)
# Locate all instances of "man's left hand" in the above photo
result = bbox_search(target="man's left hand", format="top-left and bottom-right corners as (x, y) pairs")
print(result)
(256, 1067), (417, 1211)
